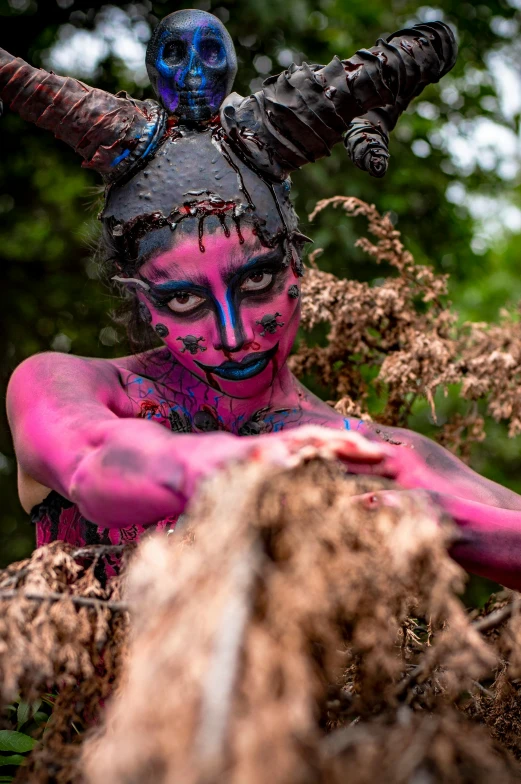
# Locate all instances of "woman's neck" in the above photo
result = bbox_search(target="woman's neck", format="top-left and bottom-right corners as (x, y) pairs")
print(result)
(130, 347), (307, 431)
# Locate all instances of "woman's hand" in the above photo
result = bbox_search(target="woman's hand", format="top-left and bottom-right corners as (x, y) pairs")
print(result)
(246, 424), (387, 469)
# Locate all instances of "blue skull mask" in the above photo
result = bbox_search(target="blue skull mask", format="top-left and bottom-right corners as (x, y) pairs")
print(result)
(146, 9), (238, 124)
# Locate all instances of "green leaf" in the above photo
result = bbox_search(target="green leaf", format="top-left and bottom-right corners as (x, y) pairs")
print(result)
(0, 731), (36, 753)
(16, 702), (30, 730)
(0, 754), (26, 767)
(33, 712), (48, 726)
(0, 776), (15, 782)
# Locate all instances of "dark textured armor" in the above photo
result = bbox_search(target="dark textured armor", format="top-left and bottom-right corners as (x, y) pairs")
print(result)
(0, 49), (167, 183)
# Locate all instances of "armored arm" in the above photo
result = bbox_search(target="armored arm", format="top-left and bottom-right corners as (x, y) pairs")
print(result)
(0, 48), (166, 182)
(221, 21), (457, 179)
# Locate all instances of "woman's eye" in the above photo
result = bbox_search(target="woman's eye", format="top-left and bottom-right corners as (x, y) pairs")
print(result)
(167, 292), (205, 313)
(240, 271), (274, 292)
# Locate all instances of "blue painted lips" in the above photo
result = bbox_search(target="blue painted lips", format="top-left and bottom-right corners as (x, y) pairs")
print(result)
(195, 343), (278, 381)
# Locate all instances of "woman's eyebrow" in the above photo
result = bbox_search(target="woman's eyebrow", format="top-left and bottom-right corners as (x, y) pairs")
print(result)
(145, 277), (211, 297)
(144, 262), (184, 283)
(143, 247), (285, 292)
(223, 247), (285, 285)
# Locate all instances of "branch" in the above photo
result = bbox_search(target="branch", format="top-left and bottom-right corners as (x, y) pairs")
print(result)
(72, 544), (129, 558)
(472, 599), (519, 634)
(395, 599), (519, 697)
(0, 589), (129, 613)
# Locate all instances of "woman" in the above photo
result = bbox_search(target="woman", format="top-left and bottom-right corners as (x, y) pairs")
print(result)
(3, 11), (521, 587)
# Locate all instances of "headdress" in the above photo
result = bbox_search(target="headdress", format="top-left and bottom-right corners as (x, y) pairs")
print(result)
(0, 11), (457, 268)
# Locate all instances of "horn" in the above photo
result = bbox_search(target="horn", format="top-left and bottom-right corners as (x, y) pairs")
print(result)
(0, 48), (167, 183)
(344, 22), (458, 178)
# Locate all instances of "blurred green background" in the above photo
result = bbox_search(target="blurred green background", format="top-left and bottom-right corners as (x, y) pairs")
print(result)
(1, 0), (521, 593)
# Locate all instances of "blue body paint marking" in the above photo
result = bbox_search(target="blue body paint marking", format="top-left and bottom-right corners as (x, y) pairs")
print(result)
(344, 418), (351, 430)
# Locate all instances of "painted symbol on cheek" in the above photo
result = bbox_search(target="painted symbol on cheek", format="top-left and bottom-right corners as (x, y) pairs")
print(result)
(139, 302), (153, 324)
(288, 285), (300, 299)
(193, 409), (219, 431)
(256, 313), (285, 337)
(155, 323), (170, 337)
(176, 335), (207, 355)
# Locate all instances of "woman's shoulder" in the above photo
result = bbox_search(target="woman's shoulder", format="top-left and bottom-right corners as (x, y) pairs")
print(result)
(109, 347), (174, 377)
(9, 347), (171, 391)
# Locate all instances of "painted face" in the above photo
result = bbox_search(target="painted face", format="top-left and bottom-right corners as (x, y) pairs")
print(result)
(146, 9), (237, 123)
(135, 228), (301, 400)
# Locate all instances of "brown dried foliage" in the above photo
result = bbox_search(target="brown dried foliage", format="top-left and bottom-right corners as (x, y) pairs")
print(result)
(291, 197), (521, 453)
(2, 463), (521, 781)
(82, 460), (518, 784)
(5, 197), (521, 781)
(0, 542), (130, 783)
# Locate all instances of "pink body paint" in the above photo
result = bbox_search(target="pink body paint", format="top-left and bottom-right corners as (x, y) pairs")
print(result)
(7, 228), (521, 590)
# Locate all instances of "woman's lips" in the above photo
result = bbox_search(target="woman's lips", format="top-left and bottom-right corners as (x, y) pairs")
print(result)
(194, 343), (279, 381)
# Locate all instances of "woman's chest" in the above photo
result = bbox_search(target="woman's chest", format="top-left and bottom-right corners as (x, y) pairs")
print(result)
(118, 367), (358, 436)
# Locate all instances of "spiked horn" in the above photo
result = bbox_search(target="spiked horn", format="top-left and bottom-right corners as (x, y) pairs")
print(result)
(0, 48), (167, 183)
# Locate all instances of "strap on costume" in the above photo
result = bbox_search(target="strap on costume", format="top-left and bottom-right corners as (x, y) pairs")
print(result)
(344, 22), (457, 177)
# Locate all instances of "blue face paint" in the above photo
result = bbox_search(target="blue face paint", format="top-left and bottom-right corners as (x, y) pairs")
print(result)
(146, 10), (238, 123)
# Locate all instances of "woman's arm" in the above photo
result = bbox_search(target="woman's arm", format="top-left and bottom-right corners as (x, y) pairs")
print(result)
(352, 428), (521, 589)
(7, 352), (195, 526)
(6, 353), (386, 528)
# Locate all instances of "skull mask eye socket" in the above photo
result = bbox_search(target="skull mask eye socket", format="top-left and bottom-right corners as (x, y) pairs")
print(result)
(163, 39), (188, 66)
(198, 38), (226, 67)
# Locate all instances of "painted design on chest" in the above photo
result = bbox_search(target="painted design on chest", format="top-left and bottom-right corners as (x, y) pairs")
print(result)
(122, 366), (330, 438)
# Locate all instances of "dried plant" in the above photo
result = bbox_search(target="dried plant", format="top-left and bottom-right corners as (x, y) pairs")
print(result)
(82, 459), (516, 784)
(1, 461), (521, 782)
(0, 542), (130, 783)
(292, 196), (521, 455)
(5, 197), (521, 781)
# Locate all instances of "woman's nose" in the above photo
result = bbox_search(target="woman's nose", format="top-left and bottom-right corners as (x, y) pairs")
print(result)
(213, 304), (254, 353)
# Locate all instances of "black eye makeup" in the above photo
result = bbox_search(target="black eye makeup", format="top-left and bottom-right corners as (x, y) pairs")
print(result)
(144, 281), (210, 317)
(138, 248), (289, 319)
(166, 291), (206, 314)
(239, 270), (274, 292)
(234, 251), (287, 300)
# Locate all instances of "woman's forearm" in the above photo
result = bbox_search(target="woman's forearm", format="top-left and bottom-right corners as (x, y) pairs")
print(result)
(67, 418), (244, 528)
(435, 494), (521, 590)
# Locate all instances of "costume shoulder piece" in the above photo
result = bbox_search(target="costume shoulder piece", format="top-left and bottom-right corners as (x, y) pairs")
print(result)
(0, 10), (457, 254)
